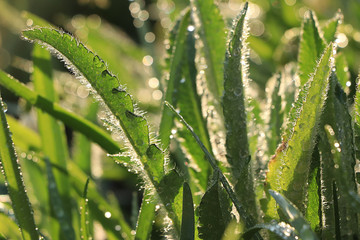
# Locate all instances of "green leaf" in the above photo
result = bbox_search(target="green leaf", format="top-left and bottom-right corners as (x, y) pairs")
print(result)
(134, 190), (156, 240)
(335, 53), (351, 92)
(242, 222), (298, 240)
(266, 44), (333, 219)
(269, 190), (319, 240)
(222, 2), (249, 179)
(0, 70), (122, 154)
(159, 9), (190, 148)
(322, 10), (342, 43)
(176, 21), (212, 193)
(180, 182), (194, 240)
(190, 0), (226, 101)
(198, 175), (231, 240)
(297, 11), (326, 86)
(0, 94), (39, 240)
(32, 43), (72, 233)
(45, 158), (75, 240)
(80, 178), (91, 240)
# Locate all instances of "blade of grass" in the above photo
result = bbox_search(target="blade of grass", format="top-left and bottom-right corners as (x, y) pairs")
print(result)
(0, 70), (122, 154)
(80, 178), (91, 240)
(134, 189), (156, 240)
(32, 43), (72, 237)
(45, 158), (75, 239)
(265, 44), (333, 219)
(190, 0), (226, 100)
(180, 182), (194, 240)
(165, 101), (262, 240)
(269, 190), (319, 240)
(159, 9), (190, 148)
(0, 94), (39, 240)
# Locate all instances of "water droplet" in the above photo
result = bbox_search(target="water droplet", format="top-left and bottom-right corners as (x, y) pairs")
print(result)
(104, 211), (112, 218)
(187, 25), (195, 32)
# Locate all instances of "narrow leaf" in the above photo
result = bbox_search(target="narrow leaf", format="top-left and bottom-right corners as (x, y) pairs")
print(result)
(159, 9), (190, 147)
(322, 10), (342, 43)
(134, 190), (156, 240)
(190, 0), (226, 100)
(269, 190), (319, 240)
(80, 178), (91, 240)
(266, 44), (333, 219)
(32, 43), (72, 232)
(0, 94), (39, 240)
(180, 182), (194, 240)
(297, 10), (326, 86)
(45, 158), (75, 239)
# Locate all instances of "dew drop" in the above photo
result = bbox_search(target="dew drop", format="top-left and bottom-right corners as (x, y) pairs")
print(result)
(104, 211), (112, 218)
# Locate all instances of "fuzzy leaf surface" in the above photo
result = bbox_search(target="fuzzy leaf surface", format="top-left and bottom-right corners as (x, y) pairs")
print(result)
(298, 11), (326, 86)
(266, 44), (333, 219)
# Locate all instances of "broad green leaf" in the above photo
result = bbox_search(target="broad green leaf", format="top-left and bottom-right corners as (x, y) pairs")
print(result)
(45, 159), (75, 240)
(266, 44), (333, 219)
(134, 189), (156, 240)
(165, 102), (262, 239)
(0, 94), (39, 240)
(159, 9), (190, 148)
(190, 0), (226, 101)
(0, 70), (122, 154)
(80, 178), (91, 240)
(269, 190), (318, 240)
(32, 43), (72, 234)
(198, 175), (231, 240)
(297, 11), (326, 86)
(242, 222), (298, 240)
(180, 182), (194, 240)
(322, 10), (342, 43)
(22, 27), (186, 235)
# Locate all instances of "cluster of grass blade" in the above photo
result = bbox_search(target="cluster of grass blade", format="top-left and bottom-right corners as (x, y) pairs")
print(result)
(0, 0), (360, 240)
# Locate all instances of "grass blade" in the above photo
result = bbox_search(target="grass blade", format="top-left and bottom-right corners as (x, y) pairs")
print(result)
(80, 178), (91, 240)
(297, 11), (326, 86)
(190, 0), (226, 101)
(32, 43), (72, 235)
(198, 174), (231, 240)
(0, 94), (39, 240)
(45, 159), (75, 239)
(134, 190), (156, 240)
(180, 182), (194, 240)
(176, 20), (212, 193)
(165, 102), (262, 240)
(0, 70), (122, 154)
(268, 190), (318, 240)
(159, 9), (190, 148)
(265, 44), (333, 219)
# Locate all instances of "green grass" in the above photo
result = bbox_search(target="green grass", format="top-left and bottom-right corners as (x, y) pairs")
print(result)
(0, 1), (359, 239)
